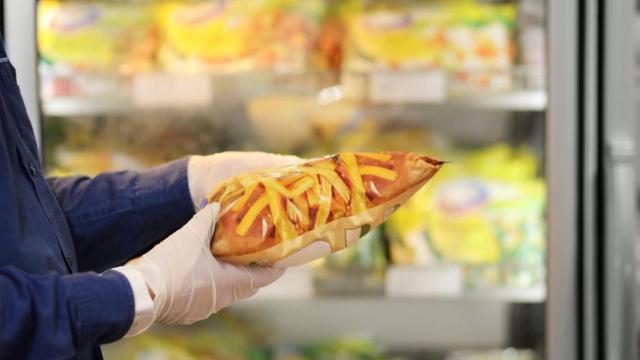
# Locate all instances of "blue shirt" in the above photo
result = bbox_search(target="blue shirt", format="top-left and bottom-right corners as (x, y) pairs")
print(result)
(0, 43), (194, 358)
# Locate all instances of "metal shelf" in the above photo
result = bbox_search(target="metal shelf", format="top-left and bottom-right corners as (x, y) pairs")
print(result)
(251, 288), (546, 303)
(43, 97), (131, 117)
(445, 90), (547, 111)
(249, 267), (546, 303)
(230, 297), (513, 350)
(462, 287), (546, 302)
(40, 68), (548, 116)
(42, 89), (547, 117)
(232, 267), (545, 350)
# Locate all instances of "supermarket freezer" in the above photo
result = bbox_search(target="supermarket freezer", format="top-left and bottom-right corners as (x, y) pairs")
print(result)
(2, 0), (638, 358)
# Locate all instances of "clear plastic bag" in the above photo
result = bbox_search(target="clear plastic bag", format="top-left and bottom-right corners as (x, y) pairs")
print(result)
(207, 151), (443, 267)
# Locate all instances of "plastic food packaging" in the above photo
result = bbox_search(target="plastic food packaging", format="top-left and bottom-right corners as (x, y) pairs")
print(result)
(385, 144), (546, 288)
(38, 1), (157, 73)
(341, 0), (516, 96)
(207, 151), (443, 267)
(157, 0), (324, 73)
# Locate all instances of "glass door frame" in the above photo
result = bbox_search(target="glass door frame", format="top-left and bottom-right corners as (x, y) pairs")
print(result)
(546, 0), (580, 357)
(4, 0), (40, 152)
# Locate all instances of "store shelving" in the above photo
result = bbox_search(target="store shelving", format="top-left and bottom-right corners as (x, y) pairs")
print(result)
(250, 267), (546, 303)
(444, 90), (547, 111)
(40, 68), (547, 117)
(227, 266), (544, 351)
(42, 89), (547, 116)
(43, 97), (132, 117)
(230, 297), (513, 350)
(251, 288), (545, 303)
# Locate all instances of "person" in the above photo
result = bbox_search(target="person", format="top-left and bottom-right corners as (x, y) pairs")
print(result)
(0, 40), (295, 359)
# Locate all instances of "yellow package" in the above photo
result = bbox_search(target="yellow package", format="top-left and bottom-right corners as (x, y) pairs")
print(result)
(342, 0), (515, 75)
(345, 3), (448, 69)
(387, 144), (545, 266)
(157, 1), (252, 66)
(157, 0), (324, 72)
(38, 0), (156, 72)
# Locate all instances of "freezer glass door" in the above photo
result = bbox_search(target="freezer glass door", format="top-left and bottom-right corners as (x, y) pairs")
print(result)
(35, 1), (550, 359)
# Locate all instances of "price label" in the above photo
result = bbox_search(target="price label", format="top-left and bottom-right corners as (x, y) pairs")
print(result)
(385, 265), (463, 298)
(369, 70), (446, 104)
(133, 73), (213, 108)
(252, 267), (314, 299)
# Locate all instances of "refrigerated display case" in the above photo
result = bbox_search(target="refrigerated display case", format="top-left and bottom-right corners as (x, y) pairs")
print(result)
(2, 0), (637, 359)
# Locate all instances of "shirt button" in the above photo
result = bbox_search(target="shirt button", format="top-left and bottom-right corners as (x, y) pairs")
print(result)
(27, 163), (37, 177)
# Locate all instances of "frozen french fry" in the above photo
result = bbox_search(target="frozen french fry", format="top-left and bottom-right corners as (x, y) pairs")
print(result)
(207, 151), (443, 267)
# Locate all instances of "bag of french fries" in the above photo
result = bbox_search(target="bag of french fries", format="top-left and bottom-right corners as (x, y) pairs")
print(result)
(207, 151), (443, 267)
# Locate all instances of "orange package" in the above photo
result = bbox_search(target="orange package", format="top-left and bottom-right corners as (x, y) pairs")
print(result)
(207, 151), (443, 267)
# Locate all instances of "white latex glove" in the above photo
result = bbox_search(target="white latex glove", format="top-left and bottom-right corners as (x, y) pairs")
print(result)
(188, 151), (300, 210)
(115, 202), (284, 334)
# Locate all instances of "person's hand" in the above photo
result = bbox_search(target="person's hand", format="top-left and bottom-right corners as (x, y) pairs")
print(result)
(188, 151), (300, 209)
(115, 202), (283, 332)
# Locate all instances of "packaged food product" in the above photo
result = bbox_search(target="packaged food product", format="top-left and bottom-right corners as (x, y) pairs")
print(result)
(341, 0), (516, 96)
(156, 1), (252, 72)
(442, 2), (515, 94)
(103, 311), (265, 360)
(207, 151), (443, 267)
(295, 336), (386, 360)
(246, 95), (318, 152)
(313, 15), (344, 70)
(344, 2), (446, 70)
(157, 0), (324, 73)
(386, 145), (545, 288)
(247, 95), (359, 153)
(38, 0), (157, 73)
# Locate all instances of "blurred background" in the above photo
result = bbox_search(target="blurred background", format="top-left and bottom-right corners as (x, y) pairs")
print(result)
(1, 0), (639, 359)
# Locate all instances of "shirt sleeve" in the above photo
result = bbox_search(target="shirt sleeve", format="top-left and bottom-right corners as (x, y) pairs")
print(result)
(46, 157), (195, 273)
(0, 265), (134, 358)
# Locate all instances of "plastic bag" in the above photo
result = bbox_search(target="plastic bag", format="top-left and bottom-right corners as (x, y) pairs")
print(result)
(38, 1), (156, 72)
(207, 151), (443, 267)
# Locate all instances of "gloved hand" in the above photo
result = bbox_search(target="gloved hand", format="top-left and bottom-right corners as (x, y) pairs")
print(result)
(115, 202), (283, 335)
(114, 151), (300, 335)
(188, 151), (300, 209)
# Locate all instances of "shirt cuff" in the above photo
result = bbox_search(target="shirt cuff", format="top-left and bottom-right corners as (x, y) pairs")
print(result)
(65, 270), (134, 345)
(112, 266), (155, 337)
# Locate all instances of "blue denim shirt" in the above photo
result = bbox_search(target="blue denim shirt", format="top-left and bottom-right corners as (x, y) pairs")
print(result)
(0, 43), (194, 359)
